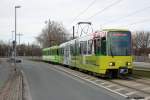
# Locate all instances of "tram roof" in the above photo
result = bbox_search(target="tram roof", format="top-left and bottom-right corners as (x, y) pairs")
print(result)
(43, 45), (59, 51)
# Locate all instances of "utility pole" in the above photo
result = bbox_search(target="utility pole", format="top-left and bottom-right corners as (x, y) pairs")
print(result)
(28, 42), (30, 56)
(32, 45), (33, 59)
(14, 5), (21, 65)
(73, 26), (75, 39)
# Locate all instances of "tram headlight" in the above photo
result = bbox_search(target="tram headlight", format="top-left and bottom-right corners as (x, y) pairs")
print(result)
(127, 62), (131, 66)
(109, 62), (115, 66)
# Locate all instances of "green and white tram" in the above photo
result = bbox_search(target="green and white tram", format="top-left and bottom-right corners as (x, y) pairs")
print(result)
(42, 29), (133, 78)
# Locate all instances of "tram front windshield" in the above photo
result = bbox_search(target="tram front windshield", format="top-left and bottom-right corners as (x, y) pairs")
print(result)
(108, 31), (131, 56)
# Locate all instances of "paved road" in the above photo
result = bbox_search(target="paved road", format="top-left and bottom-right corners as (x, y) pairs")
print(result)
(20, 60), (127, 100)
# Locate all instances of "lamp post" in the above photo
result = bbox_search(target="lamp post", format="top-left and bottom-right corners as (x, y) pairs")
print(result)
(11, 30), (14, 40)
(14, 5), (21, 65)
(10, 30), (14, 57)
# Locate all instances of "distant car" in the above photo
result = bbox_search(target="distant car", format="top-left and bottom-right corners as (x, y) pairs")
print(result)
(15, 59), (22, 63)
(7, 57), (22, 63)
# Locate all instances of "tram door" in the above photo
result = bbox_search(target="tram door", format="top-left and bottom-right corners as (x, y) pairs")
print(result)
(63, 44), (71, 65)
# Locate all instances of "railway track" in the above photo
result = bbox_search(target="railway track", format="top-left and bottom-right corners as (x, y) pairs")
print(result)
(50, 64), (150, 100)
(128, 76), (150, 86)
(109, 79), (150, 95)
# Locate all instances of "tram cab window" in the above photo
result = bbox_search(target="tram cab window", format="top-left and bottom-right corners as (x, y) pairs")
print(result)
(101, 37), (106, 55)
(94, 38), (101, 55)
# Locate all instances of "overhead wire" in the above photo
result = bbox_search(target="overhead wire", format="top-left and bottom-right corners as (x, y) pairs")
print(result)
(85, 0), (124, 20)
(118, 18), (150, 28)
(69, 0), (97, 25)
(68, 0), (121, 31)
(102, 5), (150, 26)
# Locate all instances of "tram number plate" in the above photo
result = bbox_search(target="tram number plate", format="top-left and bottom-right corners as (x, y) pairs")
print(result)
(119, 68), (128, 74)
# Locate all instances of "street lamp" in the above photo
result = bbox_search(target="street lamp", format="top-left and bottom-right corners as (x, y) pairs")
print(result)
(14, 5), (21, 64)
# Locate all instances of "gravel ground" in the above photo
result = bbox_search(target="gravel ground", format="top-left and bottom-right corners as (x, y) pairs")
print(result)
(0, 58), (23, 100)
(0, 58), (12, 89)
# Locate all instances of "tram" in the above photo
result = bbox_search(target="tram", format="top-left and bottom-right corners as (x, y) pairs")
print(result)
(42, 29), (133, 78)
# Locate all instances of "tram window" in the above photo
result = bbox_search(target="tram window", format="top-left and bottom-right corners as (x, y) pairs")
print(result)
(46, 51), (48, 55)
(71, 43), (74, 56)
(61, 48), (63, 55)
(52, 49), (54, 55)
(51, 49), (53, 55)
(50, 49), (51, 55)
(70, 45), (73, 55)
(55, 49), (56, 55)
(60, 48), (63, 55)
(50, 50), (51, 55)
(75, 41), (79, 55)
(88, 40), (93, 54)
(73, 43), (76, 56)
(53, 49), (54, 55)
(80, 41), (87, 55)
(94, 38), (101, 55)
(54, 49), (57, 55)
(101, 37), (106, 55)
(58, 48), (60, 55)
(57, 49), (59, 55)
(79, 43), (81, 54)
(60, 48), (61, 55)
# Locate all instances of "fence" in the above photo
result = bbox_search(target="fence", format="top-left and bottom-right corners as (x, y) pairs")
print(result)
(134, 56), (150, 62)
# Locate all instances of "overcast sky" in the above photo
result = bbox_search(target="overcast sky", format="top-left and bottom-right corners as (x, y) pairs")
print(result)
(0, 0), (150, 44)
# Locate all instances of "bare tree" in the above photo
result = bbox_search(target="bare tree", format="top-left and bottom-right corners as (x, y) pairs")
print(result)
(36, 20), (69, 48)
(134, 31), (150, 48)
(132, 31), (150, 55)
